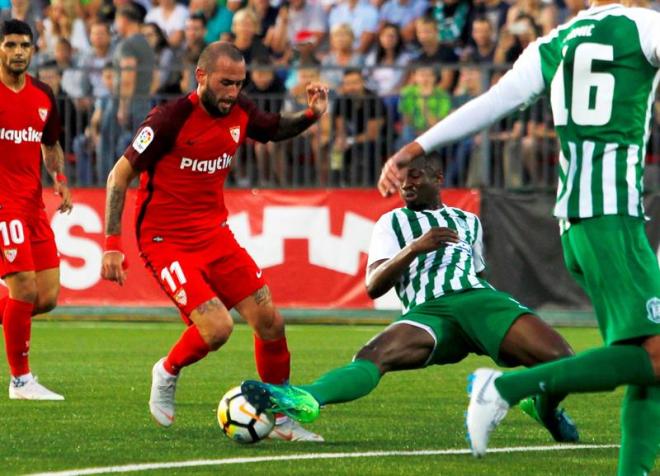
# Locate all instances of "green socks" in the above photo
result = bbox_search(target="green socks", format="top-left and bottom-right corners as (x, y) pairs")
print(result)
(495, 345), (656, 406)
(300, 359), (382, 406)
(618, 384), (660, 476)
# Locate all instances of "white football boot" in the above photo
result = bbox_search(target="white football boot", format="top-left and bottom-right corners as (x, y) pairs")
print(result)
(268, 416), (324, 442)
(149, 357), (178, 427)
(9, 375), (64, 400)
(466, 368), (510, 457)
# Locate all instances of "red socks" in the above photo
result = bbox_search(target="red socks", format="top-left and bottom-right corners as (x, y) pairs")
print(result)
(0, 296), (8, 325)
(254, 335), (290, 384)
(164, 325), (210, 375)
(3, 298), (34, 377)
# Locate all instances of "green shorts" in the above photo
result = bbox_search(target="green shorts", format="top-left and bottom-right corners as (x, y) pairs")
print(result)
(562, 215), (660, 345)
(395, 288), (534, 367)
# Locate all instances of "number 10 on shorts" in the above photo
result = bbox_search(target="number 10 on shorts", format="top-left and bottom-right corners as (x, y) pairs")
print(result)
(0, 220), (25, 246)
(160, 261), (187, 292)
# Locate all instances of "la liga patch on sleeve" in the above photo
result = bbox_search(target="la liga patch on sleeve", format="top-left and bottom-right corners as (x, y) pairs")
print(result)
(132, 126), (155, 153)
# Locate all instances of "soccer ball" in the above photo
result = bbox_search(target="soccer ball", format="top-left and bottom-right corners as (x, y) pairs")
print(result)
(217, 386), (275, 444)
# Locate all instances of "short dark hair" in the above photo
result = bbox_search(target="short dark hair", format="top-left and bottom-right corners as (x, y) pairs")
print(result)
(411, 152), (444, 175)
(343, 67), (362, 78)
(116, 3), (143, 23)
(197, 41), (244, 71)
(0, 19), (34, 43)
(251, 55), (274, 71)
(189, 12), (207, 27)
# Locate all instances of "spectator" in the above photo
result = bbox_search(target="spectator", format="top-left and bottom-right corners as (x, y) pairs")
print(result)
(365, 22), (413, 97)
(461, 15), (496, 63)
(414, 15), (459, 92)
(39, 0), (89, 56)
(52, 38), (84, 100)
(507, 0), (556, 35)
(189, 0), (233, 43)
(243, 57), (287, 185)
(270, 0), (327, 54)
(74, 62), (120, 186)
(378, 0), (428, 44)
(78, 21), (114, 99)
(320, 23), (363, 89)
(230, 8), (271, 64)
(37, 60), (76, 170)
(495, 14), (539, 64)
(506, 101), (558, 188)
(0, 0), (41, 44)
(184, 12), (208, 49)
(329, 0), (379, 54)
(142, 22), (179, 94)
(283, 64), (330, 184)
(247, 0), (278, 44)
(284, 30), (321, 89)
(397, 64), (451, 146)
(559, 0), (586, 21)
(113, 4), (155, 141)
(450, 65), (483, 185)
(432, 0), (471, 45)
(471, 0), (508, 38)
(331, 68), (386, 185)
(145, 0), (189, 48)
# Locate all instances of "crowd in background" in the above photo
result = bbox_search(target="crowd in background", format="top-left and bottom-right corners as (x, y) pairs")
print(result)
(4, 0), (660, 187)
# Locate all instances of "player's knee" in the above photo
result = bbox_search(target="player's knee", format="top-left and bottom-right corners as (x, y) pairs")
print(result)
(355, 344), (388, 372)
(642, 336), (660, 379)
(253, 309), (284, 340)
(200, 319), (233, 351)
(8, 274), (38, 304)
(33, 291), (59, 315)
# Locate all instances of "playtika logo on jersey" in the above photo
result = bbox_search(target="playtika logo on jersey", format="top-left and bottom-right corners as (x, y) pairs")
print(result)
(0, 127), (43, 144)
(180, 153), (233, 174)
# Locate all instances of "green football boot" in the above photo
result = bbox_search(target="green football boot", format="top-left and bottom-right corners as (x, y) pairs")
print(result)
(520, 396), (579, 443)
(241, 380), (320, 423)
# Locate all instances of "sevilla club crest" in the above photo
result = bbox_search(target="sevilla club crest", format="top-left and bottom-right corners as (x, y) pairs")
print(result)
(38, 108), (48, 122)
(174, 288), (187, 306)
(4, 248), (17, 263)
(229, 126), (240, 143)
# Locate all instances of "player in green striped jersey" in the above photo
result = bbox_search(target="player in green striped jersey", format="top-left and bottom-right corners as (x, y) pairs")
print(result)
(242, 154), (579, 443)
(378, 1), (660, 473)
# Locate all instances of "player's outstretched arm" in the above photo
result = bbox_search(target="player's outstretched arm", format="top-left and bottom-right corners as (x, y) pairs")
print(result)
(366, 228), (459, 298)
(101, 156), (138, 285)
(270, 82), (329, 142)
(41, 142), (72, 214)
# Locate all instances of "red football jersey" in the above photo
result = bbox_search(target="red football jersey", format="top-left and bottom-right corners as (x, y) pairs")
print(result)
(0, 75), (61, 213)
(124, 91), (280, 246)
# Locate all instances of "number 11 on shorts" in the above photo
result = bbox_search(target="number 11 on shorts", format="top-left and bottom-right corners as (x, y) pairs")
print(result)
(160, 261), (187, 292)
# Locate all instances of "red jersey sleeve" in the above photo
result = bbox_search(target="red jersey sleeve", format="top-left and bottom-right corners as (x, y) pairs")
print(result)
(238, 94), (281, 143)
(124, 96), (194, 171)
(32, 79), (61, 146)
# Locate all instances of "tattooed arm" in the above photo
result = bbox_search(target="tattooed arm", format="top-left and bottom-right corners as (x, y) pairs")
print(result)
(41, 142), (72, 213)
(101, 156), (139, 285)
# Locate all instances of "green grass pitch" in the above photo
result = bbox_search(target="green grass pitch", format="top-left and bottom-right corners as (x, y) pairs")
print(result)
(0, 321), (623, 475)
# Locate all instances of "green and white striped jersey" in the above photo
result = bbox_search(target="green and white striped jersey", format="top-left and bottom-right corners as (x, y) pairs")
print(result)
(416, 4), (660, 222)
(367, 206), (487, 312)
(538, 4), (660, 220)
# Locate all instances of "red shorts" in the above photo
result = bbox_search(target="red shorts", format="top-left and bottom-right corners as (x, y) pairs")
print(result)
(0, 209), (59, 277)
(139, 225), (265, 323)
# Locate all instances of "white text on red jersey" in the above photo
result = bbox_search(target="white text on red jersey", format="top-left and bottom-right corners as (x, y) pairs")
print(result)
(179, 153), (233, 174)
(0, 127), (43, 144)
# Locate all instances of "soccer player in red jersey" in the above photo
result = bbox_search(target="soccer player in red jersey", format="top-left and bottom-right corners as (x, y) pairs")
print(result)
(101, 42), (329, 440)
(0, 20), (72, 400)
